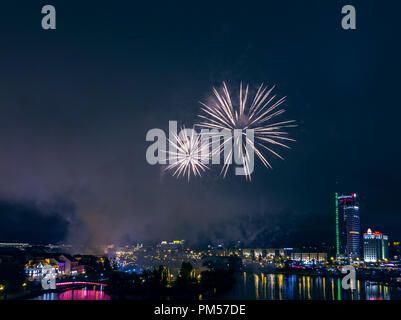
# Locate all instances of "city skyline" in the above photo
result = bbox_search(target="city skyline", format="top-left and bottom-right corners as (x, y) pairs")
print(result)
(0, 189), (398, 250)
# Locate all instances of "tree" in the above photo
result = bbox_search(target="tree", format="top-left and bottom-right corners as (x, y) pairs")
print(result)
(178, 262), (193, 281)
(0, 259), (26, 293)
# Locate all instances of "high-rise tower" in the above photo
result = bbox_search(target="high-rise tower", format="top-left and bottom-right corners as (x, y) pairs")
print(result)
(335, 193), (360, 258)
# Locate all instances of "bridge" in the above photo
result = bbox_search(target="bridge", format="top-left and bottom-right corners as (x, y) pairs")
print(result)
(56, 281), (108, 287)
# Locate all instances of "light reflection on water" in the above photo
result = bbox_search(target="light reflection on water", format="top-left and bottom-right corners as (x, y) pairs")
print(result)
(223, 272), (401, 300)
(31, 274), (401, 300)
(32, 286), (110, 300)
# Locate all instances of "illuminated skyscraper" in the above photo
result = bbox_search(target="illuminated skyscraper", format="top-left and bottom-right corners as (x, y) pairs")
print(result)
(335, 193), (360, 258)
(363, 228), (389, 262)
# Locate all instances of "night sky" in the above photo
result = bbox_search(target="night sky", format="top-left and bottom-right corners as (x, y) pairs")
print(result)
(0, 1), (400, 249)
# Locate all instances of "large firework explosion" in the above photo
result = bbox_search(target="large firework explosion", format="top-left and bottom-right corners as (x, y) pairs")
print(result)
(197, 82), (296, 180)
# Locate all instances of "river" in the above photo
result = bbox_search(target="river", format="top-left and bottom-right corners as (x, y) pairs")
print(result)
(31, 286), (110, 300)
(31, 272), (401, 300)
(222, 272), (401, 300)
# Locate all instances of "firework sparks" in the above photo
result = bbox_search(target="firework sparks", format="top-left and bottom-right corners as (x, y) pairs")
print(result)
(197, 82), (296, 180)
(163, 127), (210, 181)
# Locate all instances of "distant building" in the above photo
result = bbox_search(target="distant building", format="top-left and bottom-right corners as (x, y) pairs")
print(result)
(389, 241), (401, 261)
(0, 242), (30, 249)
(335, 193), (360, 258)
(242, 248), (284, 259)
(159, 240), (185, 252)
(291, 252), (327, 263)
(363, 228), (389, 262)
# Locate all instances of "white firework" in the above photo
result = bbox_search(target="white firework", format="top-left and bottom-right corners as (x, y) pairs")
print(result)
(163, 128), (210, 181)
(197, 82), (296, 180)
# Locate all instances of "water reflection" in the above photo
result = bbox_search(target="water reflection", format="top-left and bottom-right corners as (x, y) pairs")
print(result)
(31, 275), (401, 300)
(32, 286), (110, 300)
(224, 272), (401, 300)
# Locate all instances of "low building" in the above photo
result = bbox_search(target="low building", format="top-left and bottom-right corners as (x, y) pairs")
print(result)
(389, 241), (401, 261)
(58, 254), (73, 275)
(25, 254), (77, 278)
(363, 228), (389, 263)
(291, 252), (327, 263)
(242, 248), (285, 259)
(25, 258), (60, 279)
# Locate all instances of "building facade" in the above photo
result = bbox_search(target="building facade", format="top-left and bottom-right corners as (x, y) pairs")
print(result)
(291, 252), (327, 263)
(363, 228), (389, 262)
(242, 248), (285, 259)
(335, 193), (360, 258)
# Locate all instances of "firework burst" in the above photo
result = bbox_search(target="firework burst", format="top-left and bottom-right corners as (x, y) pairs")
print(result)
(197, 82), (296, 180)
(163, 127), (210, 181)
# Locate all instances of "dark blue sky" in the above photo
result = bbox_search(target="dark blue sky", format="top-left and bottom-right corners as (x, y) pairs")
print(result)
(0, 1), (400, 248)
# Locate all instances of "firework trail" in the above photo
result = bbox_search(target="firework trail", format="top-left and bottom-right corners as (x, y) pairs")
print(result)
(197, 82), (296, 180)
(163, 127), (211, 181)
